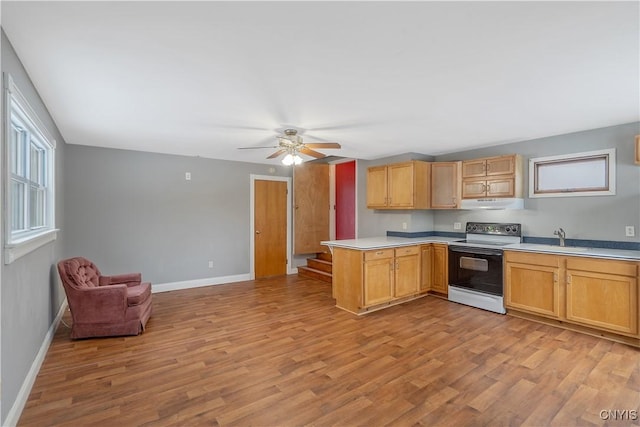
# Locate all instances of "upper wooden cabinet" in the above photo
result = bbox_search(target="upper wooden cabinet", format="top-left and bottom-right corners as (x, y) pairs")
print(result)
(431, 162), (461, 209)
(462, 154), (522, 199)
(366, 161), (431, 209)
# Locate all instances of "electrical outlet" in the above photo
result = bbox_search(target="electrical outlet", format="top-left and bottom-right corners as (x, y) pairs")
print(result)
(208, 260), (214, 268)
(185, 172), (191, 181)
(454, 222), (462, 230)
(402, 222), (408, 230)
(625, 226), (635, 237)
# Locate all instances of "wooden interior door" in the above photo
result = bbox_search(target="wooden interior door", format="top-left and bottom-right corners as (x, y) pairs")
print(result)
(254, 180), (287, 278)
(335, 160), (356, 240)
(294, 163), (330, 254)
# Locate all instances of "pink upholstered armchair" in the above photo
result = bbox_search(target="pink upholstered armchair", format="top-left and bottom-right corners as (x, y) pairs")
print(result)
(57, 257), (153, 339)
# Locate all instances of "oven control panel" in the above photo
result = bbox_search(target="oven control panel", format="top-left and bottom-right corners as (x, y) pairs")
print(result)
(466, 222), (521, 237)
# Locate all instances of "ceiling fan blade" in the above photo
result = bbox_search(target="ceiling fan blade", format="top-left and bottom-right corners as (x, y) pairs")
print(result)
(237, 145), (279, 150)
(299, 147), (326, 159)
(267, 149), (287, 159)
(303, 142), (341, 149)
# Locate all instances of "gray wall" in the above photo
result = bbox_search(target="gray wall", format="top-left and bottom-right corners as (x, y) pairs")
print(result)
(64, 145), (291, 284)
(1, 30), (66, 423)
(433, 122), (640, 242)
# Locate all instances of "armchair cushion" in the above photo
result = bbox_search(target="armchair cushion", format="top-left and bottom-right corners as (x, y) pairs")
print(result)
(126, 282), (151, 306)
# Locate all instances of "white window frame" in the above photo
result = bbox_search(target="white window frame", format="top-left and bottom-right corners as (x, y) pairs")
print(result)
(529, 148), (616, 198)
(3, 74), (57, 264)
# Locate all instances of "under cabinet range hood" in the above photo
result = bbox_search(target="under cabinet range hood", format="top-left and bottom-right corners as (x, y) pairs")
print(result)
(459, 198), (524, 210)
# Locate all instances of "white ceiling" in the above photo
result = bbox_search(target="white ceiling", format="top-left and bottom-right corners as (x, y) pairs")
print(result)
(2, 1), (639, 165)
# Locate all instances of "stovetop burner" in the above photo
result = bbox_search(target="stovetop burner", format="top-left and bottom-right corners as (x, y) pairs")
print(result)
(450, 222), (522, 248)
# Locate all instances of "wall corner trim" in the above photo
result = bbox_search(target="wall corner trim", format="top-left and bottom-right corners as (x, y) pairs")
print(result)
(5, 300), (68, 427)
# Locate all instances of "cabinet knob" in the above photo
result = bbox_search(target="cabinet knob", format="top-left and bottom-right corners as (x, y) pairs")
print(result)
(256, 230), (261, 234)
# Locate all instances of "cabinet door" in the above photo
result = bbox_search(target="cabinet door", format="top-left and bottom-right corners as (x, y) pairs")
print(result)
(462, 178), (487, 199)
(363, 258), (394, 306)
(431, 244), (448, 294)
(431, 162), (460, 209)
(395, 253), (420, 298)
(367, 166), (388, 208)
(566, 270), (638, 335)
(505, 262), (561, 318)
(462, 159), (486, 178)
(420, 245), (433, 292)
(486, 156), (515, 176)
(388, 162), (414, 207)
(486, 177), (515, 197)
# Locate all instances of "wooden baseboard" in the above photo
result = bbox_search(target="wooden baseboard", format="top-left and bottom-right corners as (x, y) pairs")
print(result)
(507, 308), (640, 348)
(336, 293), (429, 315)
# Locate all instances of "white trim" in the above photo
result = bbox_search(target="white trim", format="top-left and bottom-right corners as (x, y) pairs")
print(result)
(4, 229), (58, 264)
(249, 174), (294, 279)
(3, 73), (57, 258)
(152, 273), (251, 293)
(529, 148), (616, 198)
(5, 300), (68, 427)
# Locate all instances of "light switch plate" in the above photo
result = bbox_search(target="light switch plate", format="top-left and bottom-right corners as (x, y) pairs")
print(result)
(454, 222), (462, 230)
(185, 172), (191, 180)
(625, 226), (635, 237)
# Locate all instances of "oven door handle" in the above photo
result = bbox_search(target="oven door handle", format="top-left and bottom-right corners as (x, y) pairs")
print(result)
(449, 246), (503, 256)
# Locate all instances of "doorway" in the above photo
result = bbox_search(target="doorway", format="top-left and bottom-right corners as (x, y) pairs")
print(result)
(250, 175), (291, 279)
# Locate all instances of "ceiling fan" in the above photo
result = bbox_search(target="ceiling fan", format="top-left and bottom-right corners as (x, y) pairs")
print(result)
(239, 129), (341, 165)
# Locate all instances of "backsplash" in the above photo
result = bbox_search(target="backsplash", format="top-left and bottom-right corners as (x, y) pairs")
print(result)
(386, 230), (640, 251)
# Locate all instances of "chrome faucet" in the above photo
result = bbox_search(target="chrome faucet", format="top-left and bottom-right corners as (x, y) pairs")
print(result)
(554, 228), (566, 247)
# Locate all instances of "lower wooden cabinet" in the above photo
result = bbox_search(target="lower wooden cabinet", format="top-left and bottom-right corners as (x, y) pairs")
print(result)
(363, 249), (394, 306)
(333, 245), (421, 314)
(394, 246), (420, 298)
(419, 243), (448, 295)
(566, 257), (638, 335)
(431, 244), (448, 295)
(505, 250), (640, 341)
(420, 245), (433, 292)
(505, 251), (561, 318)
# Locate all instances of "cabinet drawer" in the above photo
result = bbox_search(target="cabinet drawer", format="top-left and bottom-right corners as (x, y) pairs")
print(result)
(395, 246), (420, 257)
(566, 257), (638, 277)
(364, 249), (394, 261)
(504, 251), (560, 267)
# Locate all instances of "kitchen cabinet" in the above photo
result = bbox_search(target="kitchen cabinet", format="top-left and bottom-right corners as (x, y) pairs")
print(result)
(419, 243), (448, 295)
(431, 244), (448, 294)
(431, 162), (461, 209)
(363, 249), (394, 306)
(505, 250), (640, 343)
(461, 154), (522, 199)
(333, 245), (422, 314)
(420, 245), (433, 292)
(505, 251), (562, 318)
(366, 161), (431, 209)
(565, 257), (638, 335)
(394, 246), (421, 298)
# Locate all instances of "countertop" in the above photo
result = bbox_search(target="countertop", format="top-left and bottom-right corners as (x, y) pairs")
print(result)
(504, 243), (640, 261)
(320, 236), (460, 250)
(321, 237), (640, 261)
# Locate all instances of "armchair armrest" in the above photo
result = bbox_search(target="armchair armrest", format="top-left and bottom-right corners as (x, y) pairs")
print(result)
(99, 273), (142, 287)
(72, 285), (127, 323)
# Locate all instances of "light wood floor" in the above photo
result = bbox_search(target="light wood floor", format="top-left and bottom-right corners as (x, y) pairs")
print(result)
(19, 275), (640, 426)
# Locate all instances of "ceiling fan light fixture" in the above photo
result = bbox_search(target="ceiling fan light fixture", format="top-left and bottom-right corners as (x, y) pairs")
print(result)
(282, 153), (303, 166)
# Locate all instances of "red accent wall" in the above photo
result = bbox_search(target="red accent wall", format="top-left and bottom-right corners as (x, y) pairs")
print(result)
(335, 160), (356, 240)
